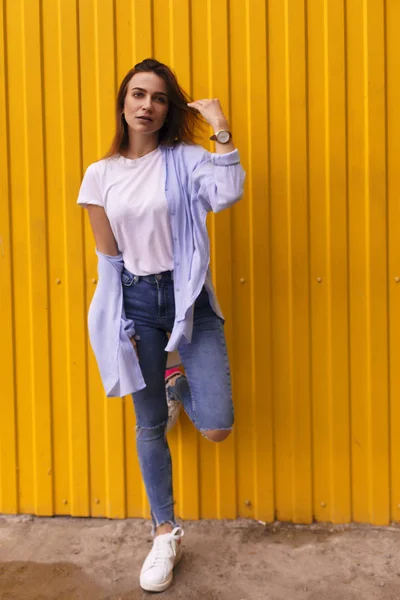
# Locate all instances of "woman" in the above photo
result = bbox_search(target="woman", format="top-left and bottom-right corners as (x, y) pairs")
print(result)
(77, 58), (245, 592)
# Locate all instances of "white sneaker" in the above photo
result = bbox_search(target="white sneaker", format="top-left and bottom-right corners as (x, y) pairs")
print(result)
(166, 396), (181, 434)
(140, 527), (184, 592)
(165, 373), (186, 433)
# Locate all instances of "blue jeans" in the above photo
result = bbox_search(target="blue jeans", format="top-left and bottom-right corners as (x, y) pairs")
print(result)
(122, 268), (234, 528)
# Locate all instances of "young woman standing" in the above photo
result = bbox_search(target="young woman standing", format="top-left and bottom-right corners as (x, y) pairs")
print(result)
(78, 58), (245, 592)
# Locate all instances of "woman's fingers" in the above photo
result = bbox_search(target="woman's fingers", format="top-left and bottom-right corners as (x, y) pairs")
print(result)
(187, 100), (204, 110)
(188, 99), (216, 108)
(130, 337), (139, 359)
(187, 99), (227, 129)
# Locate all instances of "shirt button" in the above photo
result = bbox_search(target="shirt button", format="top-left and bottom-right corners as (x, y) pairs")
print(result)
(176, 287), (180, 292)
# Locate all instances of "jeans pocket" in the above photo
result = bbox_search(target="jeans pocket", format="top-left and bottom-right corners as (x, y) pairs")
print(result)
(121, 269), (135, 287)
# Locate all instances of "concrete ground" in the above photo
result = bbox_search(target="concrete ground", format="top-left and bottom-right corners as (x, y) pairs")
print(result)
(0, 516), (400, 599)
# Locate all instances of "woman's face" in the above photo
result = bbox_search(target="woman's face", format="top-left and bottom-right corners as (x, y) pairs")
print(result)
(123, 71), (169, 137)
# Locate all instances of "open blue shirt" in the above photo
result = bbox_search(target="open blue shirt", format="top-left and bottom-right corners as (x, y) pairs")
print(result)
(80, 143), (245, 397)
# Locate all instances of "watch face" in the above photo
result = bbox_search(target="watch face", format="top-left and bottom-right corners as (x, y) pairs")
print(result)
(217, 130), (230, 144)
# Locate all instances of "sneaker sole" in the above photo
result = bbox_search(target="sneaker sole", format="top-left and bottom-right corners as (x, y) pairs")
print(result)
(140, 573), (173, 593)
(139, 552), (182, 593)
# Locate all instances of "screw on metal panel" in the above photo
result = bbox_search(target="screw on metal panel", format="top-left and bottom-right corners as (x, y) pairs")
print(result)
(56, 279), (61, 284)
(94, 498), (100, 504)
(63, 499), (68, 505)
(240, 278), (245, 284)
(244, 499), (252, 507)
(395, 277), (400, 283)
(316, 277), (323, 283)
(47, 469), (52, 476)
(320, 501), (326, 508)
(92, 278), (97, 284)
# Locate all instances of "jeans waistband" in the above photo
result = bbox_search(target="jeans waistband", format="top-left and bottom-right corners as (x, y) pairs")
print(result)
(124, 269), (174, 285)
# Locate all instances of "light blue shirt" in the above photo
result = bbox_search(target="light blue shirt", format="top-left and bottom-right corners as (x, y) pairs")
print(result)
(83, 143), (245, 397)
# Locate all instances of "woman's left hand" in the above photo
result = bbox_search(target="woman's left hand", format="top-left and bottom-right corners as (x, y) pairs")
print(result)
(187, 99), (229, 131)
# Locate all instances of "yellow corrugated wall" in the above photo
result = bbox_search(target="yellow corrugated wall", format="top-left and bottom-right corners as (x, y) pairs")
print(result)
(1, 0), (399, 525)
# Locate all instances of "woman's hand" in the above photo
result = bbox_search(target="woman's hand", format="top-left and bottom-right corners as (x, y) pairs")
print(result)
(130, 337), (139, 359)
(188, 98), (235, 153)
(187, 99), (230, 132)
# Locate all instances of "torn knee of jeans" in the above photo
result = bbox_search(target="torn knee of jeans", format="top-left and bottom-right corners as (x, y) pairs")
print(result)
(200, 426), (233, 433)
(200, 427), (233, 442)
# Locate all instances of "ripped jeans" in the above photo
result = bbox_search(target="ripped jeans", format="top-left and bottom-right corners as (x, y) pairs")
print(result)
(122, 268), (234, 529)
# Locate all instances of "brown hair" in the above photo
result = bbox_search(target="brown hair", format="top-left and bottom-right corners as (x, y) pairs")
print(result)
(104, 58), (202, 157)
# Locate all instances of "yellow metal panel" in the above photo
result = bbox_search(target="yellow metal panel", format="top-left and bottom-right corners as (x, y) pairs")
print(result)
(42, 0), (69, 517)
(153, 0), (171, 66)
(59, 0), (90, 518)
(307, 0), (351, 523)
(6, 0), (41, 515)
(363, 0), (389, 527)
(387, 0), (400, 524)
(246, 0), (274, 523)
(230, 0), (254, 521)
(347, 0), (389, 525)
(0, 0), (18, 515)
(79, 0), (108, 517)
(1, 0), (399, 526)
(132, 0), (154, 63)
(269, 0), (312, 524)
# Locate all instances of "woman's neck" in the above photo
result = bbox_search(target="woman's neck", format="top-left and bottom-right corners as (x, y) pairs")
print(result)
(125, 134), (159, 159)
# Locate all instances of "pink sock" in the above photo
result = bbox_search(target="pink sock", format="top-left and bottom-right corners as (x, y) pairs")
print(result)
(165, 367), (183, 380)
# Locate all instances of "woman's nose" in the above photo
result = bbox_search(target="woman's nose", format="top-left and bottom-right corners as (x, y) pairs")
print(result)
(142, 96), (152, 111)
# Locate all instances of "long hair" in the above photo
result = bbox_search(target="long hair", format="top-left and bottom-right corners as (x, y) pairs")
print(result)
(104, 58), (202, 157)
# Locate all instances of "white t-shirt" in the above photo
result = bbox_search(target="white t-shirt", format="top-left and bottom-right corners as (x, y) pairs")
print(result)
(77, 147), (174, 276)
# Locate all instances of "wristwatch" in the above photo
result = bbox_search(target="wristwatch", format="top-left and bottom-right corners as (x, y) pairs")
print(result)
(210, 129), (232, 144)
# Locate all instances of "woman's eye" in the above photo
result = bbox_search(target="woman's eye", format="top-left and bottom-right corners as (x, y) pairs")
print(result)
(133, 92), (143, 98)
(155, 96), (166, 103)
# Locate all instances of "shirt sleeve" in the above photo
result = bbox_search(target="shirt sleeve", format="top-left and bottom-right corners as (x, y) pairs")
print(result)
(77, 163), (104, 208)
(191, 148), (246, 213)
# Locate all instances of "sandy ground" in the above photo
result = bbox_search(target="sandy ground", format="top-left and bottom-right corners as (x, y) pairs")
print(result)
(1, 517), (400, 599)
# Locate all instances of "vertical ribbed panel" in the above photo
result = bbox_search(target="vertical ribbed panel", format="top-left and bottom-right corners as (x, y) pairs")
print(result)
(308, 0), (350, 524)
(1, 0), (399, 525)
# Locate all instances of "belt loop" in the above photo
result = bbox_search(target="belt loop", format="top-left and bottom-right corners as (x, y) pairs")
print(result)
(133, 275), (139, 283)
(171, 270), (174, 281)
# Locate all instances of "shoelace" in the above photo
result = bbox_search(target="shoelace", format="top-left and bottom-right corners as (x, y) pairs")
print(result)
(149, 527), (184, 566)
